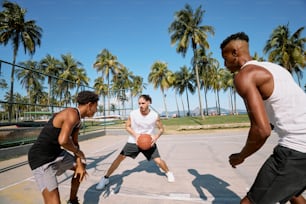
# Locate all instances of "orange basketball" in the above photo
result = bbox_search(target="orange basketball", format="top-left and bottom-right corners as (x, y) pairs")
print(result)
(137, 134), (152, 150)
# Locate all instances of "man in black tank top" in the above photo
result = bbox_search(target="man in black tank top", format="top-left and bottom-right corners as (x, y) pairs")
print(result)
(28, 91), (99, 204)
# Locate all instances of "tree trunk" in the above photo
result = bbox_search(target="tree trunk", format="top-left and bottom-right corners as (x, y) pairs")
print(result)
(203, 87), (209, 116)
(186, 88), (191, 116)
(192, 47), (204, 119)
(175, 93), (180, 117)
(180, 95), (186, 117)
(161, 89), (168, 118)
(194, 63), (204, 119)
(8, 55), (17, 122)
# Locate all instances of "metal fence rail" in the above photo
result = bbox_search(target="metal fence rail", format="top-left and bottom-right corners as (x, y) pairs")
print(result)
(0, 59), (134, 148)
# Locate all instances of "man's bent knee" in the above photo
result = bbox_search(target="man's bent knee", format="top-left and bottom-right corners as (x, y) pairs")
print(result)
(241, 196), (252, 204)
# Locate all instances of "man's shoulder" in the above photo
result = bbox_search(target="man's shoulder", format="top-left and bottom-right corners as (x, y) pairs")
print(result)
(54, 107), (79, 123)
(130, 109), (139, 115)
(130, 109), (140, 118)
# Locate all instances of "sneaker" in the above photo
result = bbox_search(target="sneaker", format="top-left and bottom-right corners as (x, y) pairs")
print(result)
(166, 171), (175, 182)
(67, 197), (79, 204)
(96, 177), (110, 190)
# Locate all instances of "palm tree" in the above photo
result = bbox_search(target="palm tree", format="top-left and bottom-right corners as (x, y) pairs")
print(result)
(94, 77), (108, 97)
(58, 53), (82, 106)
(252, 52), (265, 61)
(222, 69), (235, 114)
(29, 82), (45, 114)
(40, 54), (61, 111)
(110, 103), (116, 114)
(16, 60), (44, 102)
(172, 73), (182, 116)
(112, 66), (133, 116)
(173, 89), (180, 117)
(93, 49), (121, 115)
(130, 75), (146, 97)
(0, 79), (8, 89)
(148, 61), (174, 118)
(12, 92), (27, 121)
(174, 66), (195, 116)
(263, 24), (306, 86)
(0, 1), (42, 122)
(3, 91), (27, 120)
(169, 4), (214, 119)
(197, 50), (216, 115)
(130, 75), (146, 110)
(74, 67), (89, 100)
(94, 76), (108, 116)
(209, 64), (225, 115)
(16, 60), (44, 113)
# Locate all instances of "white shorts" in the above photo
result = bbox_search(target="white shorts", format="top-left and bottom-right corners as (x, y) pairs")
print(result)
(32, 151), (75, 192)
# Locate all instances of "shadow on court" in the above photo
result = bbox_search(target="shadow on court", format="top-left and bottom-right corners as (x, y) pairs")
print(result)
(3, 130), (302, 204)
(188, 169), (240, 204)
(84, 160), (164, 203)
(55, 150), (118, 187)
(86, 150), (118, 172)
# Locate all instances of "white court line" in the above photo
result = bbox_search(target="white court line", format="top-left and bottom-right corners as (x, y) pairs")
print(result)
(0, 176), (34, 191)
(0, 131), (276, 202)
(60, 184), (209, 203)
(0, 136), (126, 192)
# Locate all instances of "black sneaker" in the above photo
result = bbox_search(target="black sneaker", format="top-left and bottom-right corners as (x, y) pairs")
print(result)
(67, 197), (80, 204)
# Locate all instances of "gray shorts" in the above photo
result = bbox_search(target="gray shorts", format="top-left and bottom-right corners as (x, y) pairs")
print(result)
(247, 145), (306, 204)
(32, 151), (75, 192)
(120, 143), (160, 160)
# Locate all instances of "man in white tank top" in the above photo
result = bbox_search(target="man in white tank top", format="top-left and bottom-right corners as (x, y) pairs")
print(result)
(221, 32), (306, 204)
(96, 94), (175, 190)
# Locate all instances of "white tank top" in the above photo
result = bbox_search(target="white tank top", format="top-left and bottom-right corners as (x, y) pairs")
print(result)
(127, 109), (158, 143)
(242, 60), (306, 153)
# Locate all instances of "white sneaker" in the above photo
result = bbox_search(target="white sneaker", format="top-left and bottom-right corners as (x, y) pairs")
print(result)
(96, 177), (109, 190)
(166, 172), (175, 182)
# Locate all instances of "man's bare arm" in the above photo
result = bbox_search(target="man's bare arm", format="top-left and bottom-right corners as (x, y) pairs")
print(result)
(229, 68), (271, 167)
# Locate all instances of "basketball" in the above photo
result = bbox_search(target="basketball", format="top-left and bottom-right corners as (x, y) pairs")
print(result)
(137, 134), (152, 150)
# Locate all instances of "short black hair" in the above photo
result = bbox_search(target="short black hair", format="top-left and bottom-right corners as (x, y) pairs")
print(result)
(77, 91), (99, 105)
(139, 94), (152, 103)
(220, 32), (249, 49)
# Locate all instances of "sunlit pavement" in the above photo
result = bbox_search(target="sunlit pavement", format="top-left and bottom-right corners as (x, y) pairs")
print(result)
(0, 128), (305, 204)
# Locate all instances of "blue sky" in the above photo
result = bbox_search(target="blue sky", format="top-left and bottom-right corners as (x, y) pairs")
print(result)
(1, 0), (305, 114)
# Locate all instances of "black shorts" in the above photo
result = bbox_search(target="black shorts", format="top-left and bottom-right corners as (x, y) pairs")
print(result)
(247, 145), (306, 204)
(120, 143), (160, 160)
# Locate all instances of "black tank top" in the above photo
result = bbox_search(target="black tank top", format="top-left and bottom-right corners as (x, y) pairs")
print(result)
(28, 108), (81, 170)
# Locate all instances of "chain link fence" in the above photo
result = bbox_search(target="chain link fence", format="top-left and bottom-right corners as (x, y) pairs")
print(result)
(0, 59), (137, 149)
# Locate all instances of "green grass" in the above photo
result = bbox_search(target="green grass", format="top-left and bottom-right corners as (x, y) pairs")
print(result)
(160, 114), (250, 132)
(0, 114), (250, 149)
(83, 114), (250, 130)
(162, 114), (249, 126)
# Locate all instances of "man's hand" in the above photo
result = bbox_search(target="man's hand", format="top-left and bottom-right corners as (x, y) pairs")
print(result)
(75, 149), (85, 160)
(151, 135), (158, 146)
(74, 163), (88, 182)
(135, 134), (140, 145)
(229, 153), (245, 168)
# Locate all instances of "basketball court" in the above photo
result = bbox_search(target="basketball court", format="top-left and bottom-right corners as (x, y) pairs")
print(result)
(0, 128), (304, 203)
